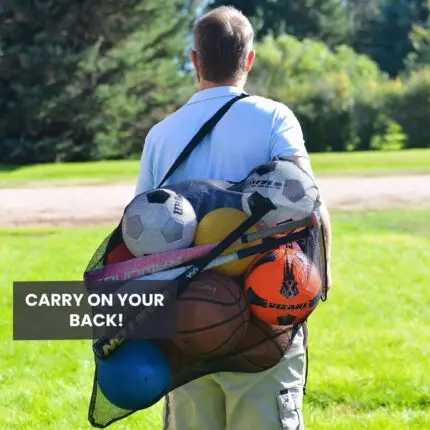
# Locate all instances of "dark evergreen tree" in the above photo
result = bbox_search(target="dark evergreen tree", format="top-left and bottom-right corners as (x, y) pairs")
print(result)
(368, 0), (414, 77)
(405, 0), (430, 70)
(207, 0), (350, 47)
(0, 0), (200, 163)
(348, 0), (383, 53)
(368, 0), (429, 77)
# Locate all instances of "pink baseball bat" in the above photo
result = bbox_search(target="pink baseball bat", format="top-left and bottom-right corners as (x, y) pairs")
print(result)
(84, 242), (216, 282)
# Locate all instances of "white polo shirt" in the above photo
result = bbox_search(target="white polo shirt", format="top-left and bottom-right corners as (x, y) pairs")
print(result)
(135, 86), (308, 195)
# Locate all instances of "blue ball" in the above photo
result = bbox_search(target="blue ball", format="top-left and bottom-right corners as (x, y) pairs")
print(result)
(97, 340), (171, 410)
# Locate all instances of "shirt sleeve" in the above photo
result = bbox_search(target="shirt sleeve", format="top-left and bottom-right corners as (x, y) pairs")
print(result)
(269, 103), (309, 160)
(135, 133), (155, 196)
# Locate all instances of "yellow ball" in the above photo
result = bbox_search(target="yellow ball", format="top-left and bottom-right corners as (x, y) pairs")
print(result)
(194, 208), (260, 277)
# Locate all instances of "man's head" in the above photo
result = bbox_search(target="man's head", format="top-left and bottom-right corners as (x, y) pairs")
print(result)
(191, 6), (255, 88)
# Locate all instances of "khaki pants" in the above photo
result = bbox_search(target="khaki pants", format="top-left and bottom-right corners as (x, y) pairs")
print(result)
(163, 325), (308, 430)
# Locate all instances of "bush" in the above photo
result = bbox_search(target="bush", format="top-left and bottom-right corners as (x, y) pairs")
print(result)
(353, 78), (406, 150)
(249, 35), (398, 152)
(284, 71), (357, 152)
(390, 67), (430, 148)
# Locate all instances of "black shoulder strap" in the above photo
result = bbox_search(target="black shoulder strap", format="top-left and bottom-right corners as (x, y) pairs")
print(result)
(157, 93), (249, 188)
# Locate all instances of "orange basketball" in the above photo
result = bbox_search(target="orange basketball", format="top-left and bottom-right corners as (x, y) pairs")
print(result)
(244, 247), (322, 325)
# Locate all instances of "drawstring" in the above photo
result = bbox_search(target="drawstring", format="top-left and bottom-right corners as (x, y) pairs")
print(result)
(302, 322), (309, 396)
(303, 346), (309, 396)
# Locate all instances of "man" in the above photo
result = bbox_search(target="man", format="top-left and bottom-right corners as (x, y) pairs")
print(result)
(136, 6), (332, 430)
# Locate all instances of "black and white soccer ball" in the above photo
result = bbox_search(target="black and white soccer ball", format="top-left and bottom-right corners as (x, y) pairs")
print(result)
(241, 160), (319, 227)
(122, 189), (198, 256)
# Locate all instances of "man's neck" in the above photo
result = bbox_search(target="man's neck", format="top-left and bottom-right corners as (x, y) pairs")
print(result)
(199, 78), (245, 91)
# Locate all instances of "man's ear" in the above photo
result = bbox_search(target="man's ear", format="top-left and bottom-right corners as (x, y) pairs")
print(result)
(190, 49), (199, 73)
(245, 49), (256, 72)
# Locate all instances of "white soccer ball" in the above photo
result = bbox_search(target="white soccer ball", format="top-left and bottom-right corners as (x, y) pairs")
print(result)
(122, 189), (197, 257)
(241, 160), (319, 227)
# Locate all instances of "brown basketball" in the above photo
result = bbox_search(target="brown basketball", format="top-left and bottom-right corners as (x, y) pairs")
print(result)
(154, 339), (197, 375)
(172, 272), (250, 358)
(227, 315), (295, 372)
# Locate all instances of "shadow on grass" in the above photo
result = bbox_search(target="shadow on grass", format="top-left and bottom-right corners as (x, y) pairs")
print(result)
(0, 164), (21, 173)
(0, 230), (58, 238)
(306, 389), (430, 411)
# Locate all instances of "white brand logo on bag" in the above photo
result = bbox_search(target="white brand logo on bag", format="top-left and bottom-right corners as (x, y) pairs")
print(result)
(186, 267), (199, 278)
(246, 180), (283, 189)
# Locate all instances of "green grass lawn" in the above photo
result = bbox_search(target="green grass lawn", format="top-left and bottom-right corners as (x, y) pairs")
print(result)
(1, 208), (429, 429)
(1, 149), (429, 188)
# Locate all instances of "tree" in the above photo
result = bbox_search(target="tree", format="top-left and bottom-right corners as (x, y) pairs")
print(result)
(368, 0), (429, 76)
(0, 0), (200, 163)
(207, 0), (350, 47)
(405, 1), (430, 70)
(348, 0), (383, 53)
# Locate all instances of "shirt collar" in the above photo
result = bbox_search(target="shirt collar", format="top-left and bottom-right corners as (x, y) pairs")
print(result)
(186, 86), (247, 105)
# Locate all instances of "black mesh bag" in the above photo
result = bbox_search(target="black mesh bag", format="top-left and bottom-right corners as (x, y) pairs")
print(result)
(84, 165), (329, 428)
